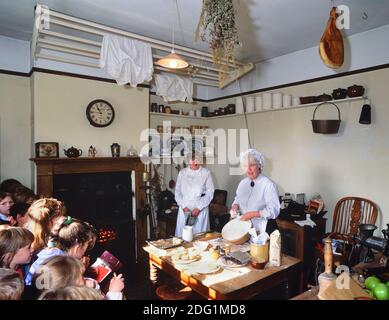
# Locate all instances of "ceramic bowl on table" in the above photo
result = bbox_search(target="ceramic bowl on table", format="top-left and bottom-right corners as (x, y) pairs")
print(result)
(221, 218), (252, 245)
(193, 241), (209, 253)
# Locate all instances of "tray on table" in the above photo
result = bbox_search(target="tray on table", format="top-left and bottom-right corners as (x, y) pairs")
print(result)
(146, 237), (184, 250)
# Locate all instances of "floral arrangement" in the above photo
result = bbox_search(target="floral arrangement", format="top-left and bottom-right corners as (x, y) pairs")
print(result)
(195, 0), (240, 85)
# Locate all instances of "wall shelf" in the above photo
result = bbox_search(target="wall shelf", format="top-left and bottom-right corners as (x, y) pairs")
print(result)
(149, 112), (203, 120)
(150, 96), (366, 120)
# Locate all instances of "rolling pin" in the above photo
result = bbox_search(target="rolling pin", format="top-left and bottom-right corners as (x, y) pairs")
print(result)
(318, 238), (337, 299)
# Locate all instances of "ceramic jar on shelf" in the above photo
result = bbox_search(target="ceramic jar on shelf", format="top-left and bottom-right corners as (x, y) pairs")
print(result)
(246, 96), (255, 113)
(235, 97), (244, 114)
(282, 95), (292, 108)
(255, 95), (262, 111)
(272, 92), (283, 109)
(292, 96), (300, 106)
(262, 93), (272, 110)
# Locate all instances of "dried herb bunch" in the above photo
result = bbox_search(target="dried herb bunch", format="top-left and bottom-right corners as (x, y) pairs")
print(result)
(195, 0), (239, 85)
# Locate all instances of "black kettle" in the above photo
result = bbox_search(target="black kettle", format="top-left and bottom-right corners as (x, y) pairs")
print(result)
(64, 146), (82, 158)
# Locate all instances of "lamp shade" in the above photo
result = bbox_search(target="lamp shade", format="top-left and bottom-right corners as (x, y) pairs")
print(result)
(157, 50), (188, 69)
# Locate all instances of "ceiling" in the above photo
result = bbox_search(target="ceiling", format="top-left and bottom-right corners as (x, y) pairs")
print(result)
(0, 0), (389, 63)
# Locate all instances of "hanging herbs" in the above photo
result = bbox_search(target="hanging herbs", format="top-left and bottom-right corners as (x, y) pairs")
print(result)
(195, 0), (239, 86)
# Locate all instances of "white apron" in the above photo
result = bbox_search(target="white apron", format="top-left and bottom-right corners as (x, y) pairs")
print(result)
(174, 168), (213, 237)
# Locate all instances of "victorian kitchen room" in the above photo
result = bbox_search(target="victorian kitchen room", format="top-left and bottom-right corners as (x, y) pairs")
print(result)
(1, 0), (389, 304)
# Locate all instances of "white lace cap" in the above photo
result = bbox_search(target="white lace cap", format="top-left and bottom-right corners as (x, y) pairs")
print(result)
(240, 149), (265, 170)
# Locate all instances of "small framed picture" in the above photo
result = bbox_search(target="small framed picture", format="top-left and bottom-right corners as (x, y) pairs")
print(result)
(35, 142), (59, 158)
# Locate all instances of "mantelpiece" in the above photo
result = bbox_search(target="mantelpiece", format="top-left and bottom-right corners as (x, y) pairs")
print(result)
(30, 156), (148, 260)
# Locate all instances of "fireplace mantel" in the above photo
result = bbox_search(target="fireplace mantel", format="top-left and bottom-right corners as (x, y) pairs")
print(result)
(31, 156), (147, 260)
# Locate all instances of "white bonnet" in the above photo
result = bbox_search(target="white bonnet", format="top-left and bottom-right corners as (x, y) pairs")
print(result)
(240, 149), (265, 169)
(186, 151), (203, 164)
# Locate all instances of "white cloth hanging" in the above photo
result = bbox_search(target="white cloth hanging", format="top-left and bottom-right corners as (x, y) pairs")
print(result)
(174, 167), (214, 237)
(155, 73), (193, 102)
(99, 34), (153, 86)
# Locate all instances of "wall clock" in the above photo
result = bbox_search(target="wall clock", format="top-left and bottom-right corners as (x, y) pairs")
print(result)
(86, 99), (115, 127)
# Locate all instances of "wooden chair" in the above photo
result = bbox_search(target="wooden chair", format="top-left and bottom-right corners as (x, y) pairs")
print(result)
(314, 197), (378, 279)
(328, 196), (378, 240)
(209, 189), (229, 232)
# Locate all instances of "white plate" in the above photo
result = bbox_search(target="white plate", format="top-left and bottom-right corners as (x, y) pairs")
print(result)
(217, 256), (247, 268)
(189, 262), (221, 274)
(172, 256), (200, 264)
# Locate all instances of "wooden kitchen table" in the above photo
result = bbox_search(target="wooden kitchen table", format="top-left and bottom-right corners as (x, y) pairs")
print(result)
(144, 244), (303, 300)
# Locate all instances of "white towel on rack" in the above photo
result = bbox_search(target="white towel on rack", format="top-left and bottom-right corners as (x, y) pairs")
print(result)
(155, 73), (193, 103)
(99, 34), (153, 86)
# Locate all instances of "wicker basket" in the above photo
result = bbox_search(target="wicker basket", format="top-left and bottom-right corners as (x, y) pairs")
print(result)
(311, 102), (341, 134)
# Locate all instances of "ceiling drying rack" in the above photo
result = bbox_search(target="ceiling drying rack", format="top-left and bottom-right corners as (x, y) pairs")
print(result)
(31, 4), (254, 88)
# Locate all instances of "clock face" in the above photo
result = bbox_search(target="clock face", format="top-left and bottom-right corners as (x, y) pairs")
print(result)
(86, 99), (115, 127)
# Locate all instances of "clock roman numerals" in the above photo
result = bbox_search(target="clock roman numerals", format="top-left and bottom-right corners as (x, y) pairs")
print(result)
(86, 99), (115, 128)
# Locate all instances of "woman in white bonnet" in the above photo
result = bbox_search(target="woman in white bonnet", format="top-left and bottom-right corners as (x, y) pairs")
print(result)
(230, 149), (280, 235)
(174, 152), (214, 237)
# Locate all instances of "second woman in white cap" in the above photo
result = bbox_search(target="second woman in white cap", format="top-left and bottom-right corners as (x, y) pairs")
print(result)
(230, 149), (280, 234)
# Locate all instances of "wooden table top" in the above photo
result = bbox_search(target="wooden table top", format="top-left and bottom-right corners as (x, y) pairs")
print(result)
(144, 242), (302, 300)
(291, 286), (320, 300)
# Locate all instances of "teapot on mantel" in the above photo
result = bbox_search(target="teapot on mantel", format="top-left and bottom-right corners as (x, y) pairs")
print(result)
(64, 146), (82, 158)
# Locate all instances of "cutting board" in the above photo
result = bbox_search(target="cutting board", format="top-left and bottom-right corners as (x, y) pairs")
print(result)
(319, 277), (372, 300)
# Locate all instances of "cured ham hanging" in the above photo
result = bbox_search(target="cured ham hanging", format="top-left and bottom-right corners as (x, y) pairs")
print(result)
(319, 7), (344, 69)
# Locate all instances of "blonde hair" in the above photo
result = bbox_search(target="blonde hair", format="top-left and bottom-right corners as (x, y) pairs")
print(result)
(27, 198), (66, 252)
(0, 268), (24, 300)
(0, 227), (34, 268)
(50, 216), (96, 251)
(39, 285), (104, 300)
(33, 255), (85, 291)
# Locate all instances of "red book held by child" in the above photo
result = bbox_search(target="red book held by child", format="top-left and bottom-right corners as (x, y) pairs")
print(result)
(87, 251), (123, 283)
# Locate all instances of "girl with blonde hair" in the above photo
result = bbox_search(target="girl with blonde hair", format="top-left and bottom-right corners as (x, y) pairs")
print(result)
(26, 198), (66, 253)
(34, 255), (124, 300)
(0, 268), (24, 300)
(38, 285), (104, 300)
(33, 255), (86, 291)
(25, 216), (95, 284)
(0, 227), (34, 272)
